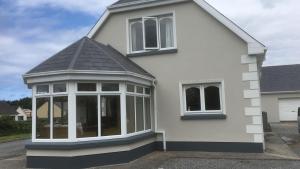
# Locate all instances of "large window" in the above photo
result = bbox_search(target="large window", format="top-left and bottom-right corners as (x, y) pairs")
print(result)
(33, 82), (152, 141)
(183, 83), (223, 114)
(76, 96), (98, 138)
(129, 13), (175, 53)
(101, 95), (121, 136)
(53, 96), (68, 139)
(126, 85), (151, 134)
(36, 98), (50, 139)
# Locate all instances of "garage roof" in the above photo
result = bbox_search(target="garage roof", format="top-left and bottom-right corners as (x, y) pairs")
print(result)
(261, 64), (300, 93)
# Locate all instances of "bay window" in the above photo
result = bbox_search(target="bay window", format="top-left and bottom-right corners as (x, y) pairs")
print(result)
(183, 82), (223, 114)
(129, 13), (175, 53)
(126, 84), (152, 134)
(33, 82), (152, 142)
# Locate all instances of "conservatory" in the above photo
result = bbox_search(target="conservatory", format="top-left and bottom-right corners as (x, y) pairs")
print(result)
(23, 37), (158, 168)
(32, 82), (152, 142)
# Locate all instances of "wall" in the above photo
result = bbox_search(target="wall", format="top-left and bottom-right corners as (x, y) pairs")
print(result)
(93, 1), (262, 143)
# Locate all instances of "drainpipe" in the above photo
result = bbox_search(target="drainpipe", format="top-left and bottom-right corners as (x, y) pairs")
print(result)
(152, 80), (166, 152)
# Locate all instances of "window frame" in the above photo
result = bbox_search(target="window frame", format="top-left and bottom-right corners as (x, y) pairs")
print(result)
(32, 82), (152, 143)
(142, 17), (159, 50)
(158, 16), (176, 50)
(180, 80), (226, 116)
(125, 83), (152, 135)
(127, 11), (177, 54)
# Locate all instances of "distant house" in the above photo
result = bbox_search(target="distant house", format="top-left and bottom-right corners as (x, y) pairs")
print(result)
(261, 64), (300, 122)
(0, 101), (17, 119)
(0, 101), (31, 121)
(16, 107), (32, 121)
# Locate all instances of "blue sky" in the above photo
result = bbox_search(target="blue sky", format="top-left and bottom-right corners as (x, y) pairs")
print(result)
(0, 0), (300, 100)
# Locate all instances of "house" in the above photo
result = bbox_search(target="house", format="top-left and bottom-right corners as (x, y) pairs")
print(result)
(261, 64), (300, 122)
(15, 107), (32, 121)
(23, 0), (267, 168)
(0, 101), (17, 119)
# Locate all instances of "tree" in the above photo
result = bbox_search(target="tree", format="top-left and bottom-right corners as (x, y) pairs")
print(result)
(6, 97), (32, 109)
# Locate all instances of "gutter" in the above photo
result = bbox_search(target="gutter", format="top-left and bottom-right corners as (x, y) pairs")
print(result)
(152, 80), (167, 151)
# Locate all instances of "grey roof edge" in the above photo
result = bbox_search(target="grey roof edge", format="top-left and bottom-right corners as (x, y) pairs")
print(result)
(261, 90), (300, 95)
(109, 0), (164, 9)
(68, 37), (86, 70)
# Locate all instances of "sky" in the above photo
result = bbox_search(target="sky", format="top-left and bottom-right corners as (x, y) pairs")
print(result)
(0, 0), (299, 100)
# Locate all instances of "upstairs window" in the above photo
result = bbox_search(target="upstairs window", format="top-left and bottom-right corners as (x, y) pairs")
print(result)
(129, 13), (175, 53)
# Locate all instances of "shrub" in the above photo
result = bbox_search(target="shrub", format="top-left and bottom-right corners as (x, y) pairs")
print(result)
(0, 116), (31, 136)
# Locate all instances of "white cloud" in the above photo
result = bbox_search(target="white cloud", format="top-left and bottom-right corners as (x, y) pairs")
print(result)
(206, 0), (300, 66)
(16, 0), (118, 16)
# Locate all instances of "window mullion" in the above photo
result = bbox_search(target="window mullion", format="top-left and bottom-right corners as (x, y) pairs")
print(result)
(142, 17), (146, 50)
(50, 96), (53, 140)
(200, 86), (206, 111)
(134, 96), (137, 132)
(98, 94), (101, 137)
(143, 97), (146, 130)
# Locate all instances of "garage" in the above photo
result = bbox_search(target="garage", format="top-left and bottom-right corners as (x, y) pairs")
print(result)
(279, 98), (300, 121)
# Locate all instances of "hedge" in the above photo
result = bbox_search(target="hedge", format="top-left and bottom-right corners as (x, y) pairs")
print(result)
(0, 116), (31, 136)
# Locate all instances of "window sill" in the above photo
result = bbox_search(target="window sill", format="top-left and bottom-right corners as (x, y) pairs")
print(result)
(181, 114), (227, 120)
(127, 49), (178, 57)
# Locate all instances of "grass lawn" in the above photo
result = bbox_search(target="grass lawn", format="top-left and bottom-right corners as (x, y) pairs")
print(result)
(0, 133), (31, 143)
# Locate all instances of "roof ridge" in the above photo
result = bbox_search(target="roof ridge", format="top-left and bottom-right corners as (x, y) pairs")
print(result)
(88, 39), (128, 72)
(68, 37), (86, 70)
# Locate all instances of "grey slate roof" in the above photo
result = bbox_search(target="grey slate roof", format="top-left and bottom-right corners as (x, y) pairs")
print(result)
(261, 64), (300, 93)
(0, 101), (17, 115)
(26, 37), (154, 78)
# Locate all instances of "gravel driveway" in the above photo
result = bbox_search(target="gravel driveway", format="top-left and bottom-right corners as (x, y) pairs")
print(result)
(1, 123), (300, 169)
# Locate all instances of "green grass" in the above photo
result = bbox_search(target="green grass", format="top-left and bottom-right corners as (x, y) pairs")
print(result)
(0, 133), (31, 143)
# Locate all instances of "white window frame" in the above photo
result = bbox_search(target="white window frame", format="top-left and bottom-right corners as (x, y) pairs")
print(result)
(129, 20), (144, 54)
(125, 83), (152, 134)
(158, 16), (176, 50)
(127, 11), (177, 54)
(179, 80), (226, 116)
(143, 17), (159, 50)
(32, 81), (152, 143)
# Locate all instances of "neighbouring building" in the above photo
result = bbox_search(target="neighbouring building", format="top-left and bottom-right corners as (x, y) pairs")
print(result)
(23, 0), (267, 168)
(261, 64), (300, 122)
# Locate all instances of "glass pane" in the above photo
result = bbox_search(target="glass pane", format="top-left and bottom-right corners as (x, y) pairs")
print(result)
(53, 83), (66, 93)
(136, 97), (144, 131)
(53, 97), (68, 139)
(102, 83), (119, 91)
(160, 18), (174, 48)
(36, 98), (50, 139)
(137, 86), (143, 94)
(76, 96), (98, 138)
(127, 84), (135, 93)
(131, 21), (144, 51)
(186, 87), (201, 111)
(145, 88), (151, 95)
(77, 83), (96, 91)
(205, 86), (221, 110)
(36, 85), (49, 94)
(144, 18), (158, 48)
(101, 96), (121, 136)
(145, 97), (151, 130)
(126, 96), (135, 134)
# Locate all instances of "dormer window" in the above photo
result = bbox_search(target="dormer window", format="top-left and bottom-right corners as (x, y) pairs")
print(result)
(129, 13), (176, 54)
